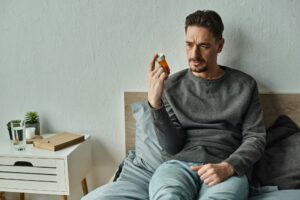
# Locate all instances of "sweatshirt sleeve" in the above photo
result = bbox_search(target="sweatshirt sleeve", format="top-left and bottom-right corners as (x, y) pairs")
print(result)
(149, 94), (186, 155)
(224, 81), (266, 176)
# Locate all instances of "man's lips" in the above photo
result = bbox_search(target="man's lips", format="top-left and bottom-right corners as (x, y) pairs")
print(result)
(192, 61), (201, 64)
(189, 57), (205, 62)
(191, 60), (205, 66)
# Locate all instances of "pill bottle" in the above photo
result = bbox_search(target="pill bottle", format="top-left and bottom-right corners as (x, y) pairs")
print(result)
(157, 53), (170, 75)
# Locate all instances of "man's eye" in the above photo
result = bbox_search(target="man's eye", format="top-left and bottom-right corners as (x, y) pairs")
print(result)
(200, 45), (209, 49)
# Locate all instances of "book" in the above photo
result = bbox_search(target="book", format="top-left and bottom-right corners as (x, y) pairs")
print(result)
(33, 132), (85, 151)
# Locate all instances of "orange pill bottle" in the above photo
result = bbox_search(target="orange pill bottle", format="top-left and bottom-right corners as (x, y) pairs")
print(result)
(157, 53), (170, 75)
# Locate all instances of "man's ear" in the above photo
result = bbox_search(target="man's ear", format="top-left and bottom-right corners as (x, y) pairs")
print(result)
(217, 38), (225, 53)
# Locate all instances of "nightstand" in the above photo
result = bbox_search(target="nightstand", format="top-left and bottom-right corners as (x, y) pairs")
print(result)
(0, 134), (91, 200)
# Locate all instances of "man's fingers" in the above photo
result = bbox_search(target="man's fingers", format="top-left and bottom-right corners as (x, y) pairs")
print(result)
(197, 164), (210, 176)
(158, 71), (169, 81)
(202, 175), (215, 185)
(148, 54), (158, 72)
(200, 169), (213, 180)
(152, 67), (164, 78)
(207, 180), (219, 187)
(190, 165), (203, 171)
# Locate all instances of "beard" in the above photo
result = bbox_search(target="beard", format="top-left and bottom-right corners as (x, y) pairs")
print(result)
(189, 57), (208, 73)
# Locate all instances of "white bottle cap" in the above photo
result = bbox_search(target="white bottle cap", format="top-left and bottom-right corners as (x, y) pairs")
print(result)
(157, 53), (165, 61)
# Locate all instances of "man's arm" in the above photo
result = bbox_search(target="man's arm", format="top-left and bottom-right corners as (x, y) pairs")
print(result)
(149, 95), (186, 155)
(224, 80), (266, 176)
(147, 54), (186, 155)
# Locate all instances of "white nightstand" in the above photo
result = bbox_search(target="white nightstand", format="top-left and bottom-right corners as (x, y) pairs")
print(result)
(0, 134), (91, 200)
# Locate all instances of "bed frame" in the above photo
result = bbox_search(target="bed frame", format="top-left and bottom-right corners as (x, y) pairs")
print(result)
(124, 92), (300, 153)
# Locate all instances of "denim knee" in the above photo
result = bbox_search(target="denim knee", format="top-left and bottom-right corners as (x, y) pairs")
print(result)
(198, 175), (248, 200)
(149, 160), (201, 200)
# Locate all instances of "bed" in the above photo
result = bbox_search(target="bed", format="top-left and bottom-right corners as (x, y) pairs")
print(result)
(82, 92), (300, 200)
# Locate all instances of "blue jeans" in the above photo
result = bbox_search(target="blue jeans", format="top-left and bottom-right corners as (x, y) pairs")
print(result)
(149, 160), (248, 200)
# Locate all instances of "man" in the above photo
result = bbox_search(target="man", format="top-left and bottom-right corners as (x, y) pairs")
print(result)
(147, 10), (266, 200)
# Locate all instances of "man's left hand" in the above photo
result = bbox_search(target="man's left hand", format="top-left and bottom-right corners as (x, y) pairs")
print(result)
(190, 162), (235, 186)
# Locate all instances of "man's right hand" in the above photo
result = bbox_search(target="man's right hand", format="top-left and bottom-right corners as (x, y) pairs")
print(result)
(147, 54), (168, 108)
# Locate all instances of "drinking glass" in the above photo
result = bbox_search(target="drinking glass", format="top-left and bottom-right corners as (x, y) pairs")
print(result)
(10, 121), (26, 151)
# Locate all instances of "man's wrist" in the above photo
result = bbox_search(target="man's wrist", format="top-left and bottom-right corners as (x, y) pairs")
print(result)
(222, 161), (235, 176)
(148, 99), (162, 109)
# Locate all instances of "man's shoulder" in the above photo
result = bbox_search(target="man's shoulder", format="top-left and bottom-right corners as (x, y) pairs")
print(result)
(225, 66), (257, 86)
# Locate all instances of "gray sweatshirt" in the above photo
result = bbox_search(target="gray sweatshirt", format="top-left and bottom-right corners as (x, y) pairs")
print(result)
(150, 66), (266, 176)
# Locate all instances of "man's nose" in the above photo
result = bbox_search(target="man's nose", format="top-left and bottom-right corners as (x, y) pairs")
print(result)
(191, 46), (201, 57)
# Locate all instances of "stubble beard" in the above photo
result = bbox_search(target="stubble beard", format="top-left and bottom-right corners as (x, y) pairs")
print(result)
(189, 58), (209, 73)
(191, 65), (208, 73)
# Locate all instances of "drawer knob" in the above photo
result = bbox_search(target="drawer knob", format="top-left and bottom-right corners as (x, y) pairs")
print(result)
(14, 161), (33, 167)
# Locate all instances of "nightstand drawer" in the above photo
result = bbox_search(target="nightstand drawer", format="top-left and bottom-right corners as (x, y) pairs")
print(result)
(0, 156), (67, 193)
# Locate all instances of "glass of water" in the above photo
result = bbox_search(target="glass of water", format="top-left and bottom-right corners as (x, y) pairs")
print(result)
(10, 120), (26, 151)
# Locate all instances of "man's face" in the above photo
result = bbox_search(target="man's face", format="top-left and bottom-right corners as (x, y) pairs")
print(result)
(185, 26), (224, 73)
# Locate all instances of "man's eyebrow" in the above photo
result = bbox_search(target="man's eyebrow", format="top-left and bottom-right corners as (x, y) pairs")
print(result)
(185, 41), (211, 45)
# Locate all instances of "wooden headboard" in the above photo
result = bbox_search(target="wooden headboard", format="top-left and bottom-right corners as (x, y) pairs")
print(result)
(124, 92), (300, 153)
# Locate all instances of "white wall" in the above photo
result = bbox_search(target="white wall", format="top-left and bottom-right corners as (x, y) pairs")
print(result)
(0, 0), (299, 199)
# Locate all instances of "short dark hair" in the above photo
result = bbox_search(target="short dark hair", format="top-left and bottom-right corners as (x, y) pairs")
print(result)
(185, 10), (224, 41)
